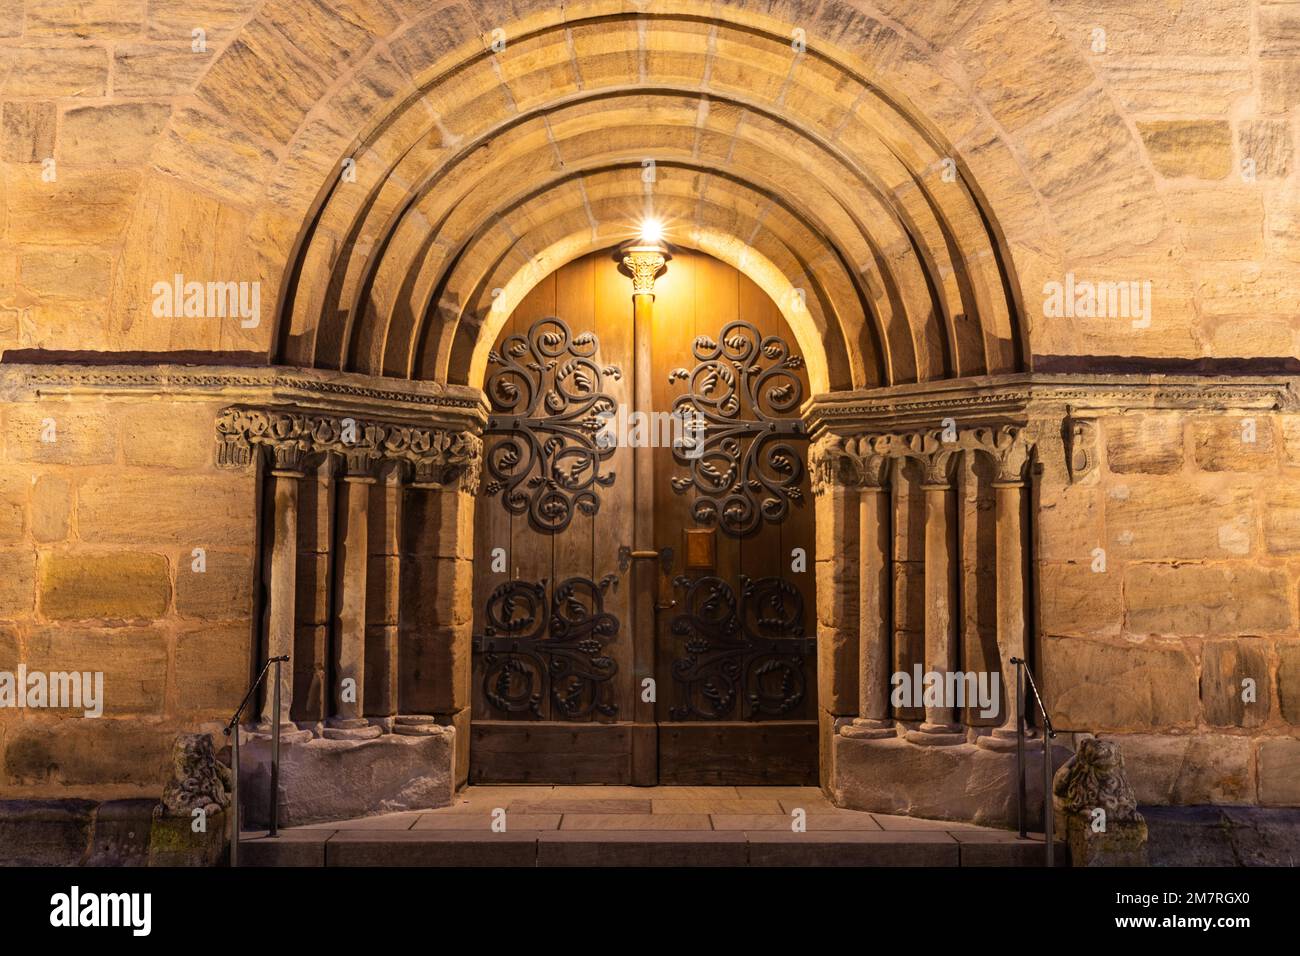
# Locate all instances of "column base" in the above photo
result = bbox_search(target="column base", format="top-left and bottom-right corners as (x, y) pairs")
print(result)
(323, 717), (382, 741)
(840, 717), (895, 740)
(393, 715), (443, 737)
(976, 733), (1020, 753)
(249, 722), (315, 745)
(906, 723), (965, 747)
(976, 725), (1033, 752)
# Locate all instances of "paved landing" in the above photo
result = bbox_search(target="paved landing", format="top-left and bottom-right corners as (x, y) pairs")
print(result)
(239, 786), (1062, 866)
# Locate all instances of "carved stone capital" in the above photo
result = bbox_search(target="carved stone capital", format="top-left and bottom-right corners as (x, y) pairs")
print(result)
(270, 441), (311, 475)
(410, 432), (483, 494)
(810, 433), (895, 493)
(810, 435), (853, 495)
(913, 429), (959, 487)
(620, 248), (668, 295)
(968, 424), (1030, 485)
(843, 434), (893, 489)
(216, 405), (483, 490)
(829, 422), (1036, 490)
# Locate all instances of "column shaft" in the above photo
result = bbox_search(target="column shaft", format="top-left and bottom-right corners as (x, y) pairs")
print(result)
(261, 469), (300, 726)
(859, 485), (892, 723)
(330, 472), (373, 731)
(994, 480), (1026, 735)
(919, 481), (962, 739)
(842, 480), (891, 738)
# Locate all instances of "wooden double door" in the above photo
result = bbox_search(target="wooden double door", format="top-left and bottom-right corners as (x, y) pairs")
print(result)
(470, 249), (816, 785)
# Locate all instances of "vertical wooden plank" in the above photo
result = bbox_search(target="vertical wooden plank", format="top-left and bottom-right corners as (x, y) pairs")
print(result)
(695, 254), (742, 699)
(591, 251), (637, 727)
(472, 274), (555, 724)
(553, 256), (603, 722)
(651, 249), (699, 727)
(739, 272), (815, 721)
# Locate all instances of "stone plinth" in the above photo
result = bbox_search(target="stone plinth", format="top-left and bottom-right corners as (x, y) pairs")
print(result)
(0, 799), (97, 866)
(148, 810), (229, 866)
(832, 733), (1071, 829)
(86, 798), (156, 866)
(1062, 814), (1148, 867)
(239, 728), (454, 828)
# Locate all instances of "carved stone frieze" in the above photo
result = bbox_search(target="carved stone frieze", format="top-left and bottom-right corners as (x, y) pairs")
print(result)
(811, 434), (893, 495)
(809, 423), (1032, 488)
(216, 405), (482, 492)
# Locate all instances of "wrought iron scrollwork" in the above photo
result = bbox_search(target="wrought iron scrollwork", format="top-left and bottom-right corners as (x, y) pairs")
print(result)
(668, 320), (808, 537)
(483, 317), (621, 534)
(474, 574), (621, 720)
(669, 575), (814, 720)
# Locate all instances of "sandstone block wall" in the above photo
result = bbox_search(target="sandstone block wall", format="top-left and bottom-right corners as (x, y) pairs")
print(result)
(1038, 407), (1300, 807)
(0, 390), (257, 797)
(0, 1), (1295, 368)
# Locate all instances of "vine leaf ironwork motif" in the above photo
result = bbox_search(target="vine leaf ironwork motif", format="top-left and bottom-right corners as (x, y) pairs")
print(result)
(669, 575), (814, 721)
(483, 317), (621, 534)
(667, 320), (808, 537)
(474, 575), (621, 720)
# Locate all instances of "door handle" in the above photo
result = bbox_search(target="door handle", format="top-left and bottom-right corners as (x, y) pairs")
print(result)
(618, 545), (673, 574)
(618, 546), (676, 609)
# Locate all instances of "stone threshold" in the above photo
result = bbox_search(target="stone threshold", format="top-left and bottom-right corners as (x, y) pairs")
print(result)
(237, 826), (1063, 867)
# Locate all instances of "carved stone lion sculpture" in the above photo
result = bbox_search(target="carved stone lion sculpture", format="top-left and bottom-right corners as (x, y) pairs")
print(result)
(1053, 737), (1139, 821)
(1052, 737), (1147, 866)
(157, 733), (233, 818)
(149, 733), (234, 866)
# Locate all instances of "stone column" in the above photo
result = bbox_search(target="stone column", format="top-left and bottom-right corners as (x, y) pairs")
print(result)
(395, 456), (479, 766)
(912, 433), (964, 745)
(259, 444), (306, 732)
(811, 435), (861, 786)
(365, 464), (402, 723)
(326, 446), (382, 740)
(842, 438), (893, 739)
(973, 426), (1031, 747)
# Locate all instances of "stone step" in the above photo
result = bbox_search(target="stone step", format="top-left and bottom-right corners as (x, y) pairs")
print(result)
(238, 828), (1067, 867)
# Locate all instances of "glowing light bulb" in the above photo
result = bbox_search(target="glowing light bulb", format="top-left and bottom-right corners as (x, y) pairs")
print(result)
(639, 218), (664, 244)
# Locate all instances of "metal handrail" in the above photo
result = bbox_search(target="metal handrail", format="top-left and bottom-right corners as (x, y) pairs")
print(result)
(222, 655), (289, 867)
(1009, 656), (1056, 867)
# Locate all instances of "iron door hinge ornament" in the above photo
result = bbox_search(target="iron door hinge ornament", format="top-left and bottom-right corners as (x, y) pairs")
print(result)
(473, 574), (621, 720)
(481, 317), (622, 534)
(667, 320), (809, 537)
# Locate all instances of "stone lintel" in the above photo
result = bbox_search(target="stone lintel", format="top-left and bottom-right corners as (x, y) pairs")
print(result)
(804, 371), (1297, 437)
(0, 362), (489, 433)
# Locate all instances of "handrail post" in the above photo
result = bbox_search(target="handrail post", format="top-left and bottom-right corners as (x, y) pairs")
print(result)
(221, 654), (289, 865)
(1015, 659), (1026, 839)
(229, 723), (240, 867)
(1044, 726), (1054, 867)
(269, 657), (282, 838)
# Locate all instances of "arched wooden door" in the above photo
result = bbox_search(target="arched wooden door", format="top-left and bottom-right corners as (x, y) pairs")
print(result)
(470, 249), (816, 785)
